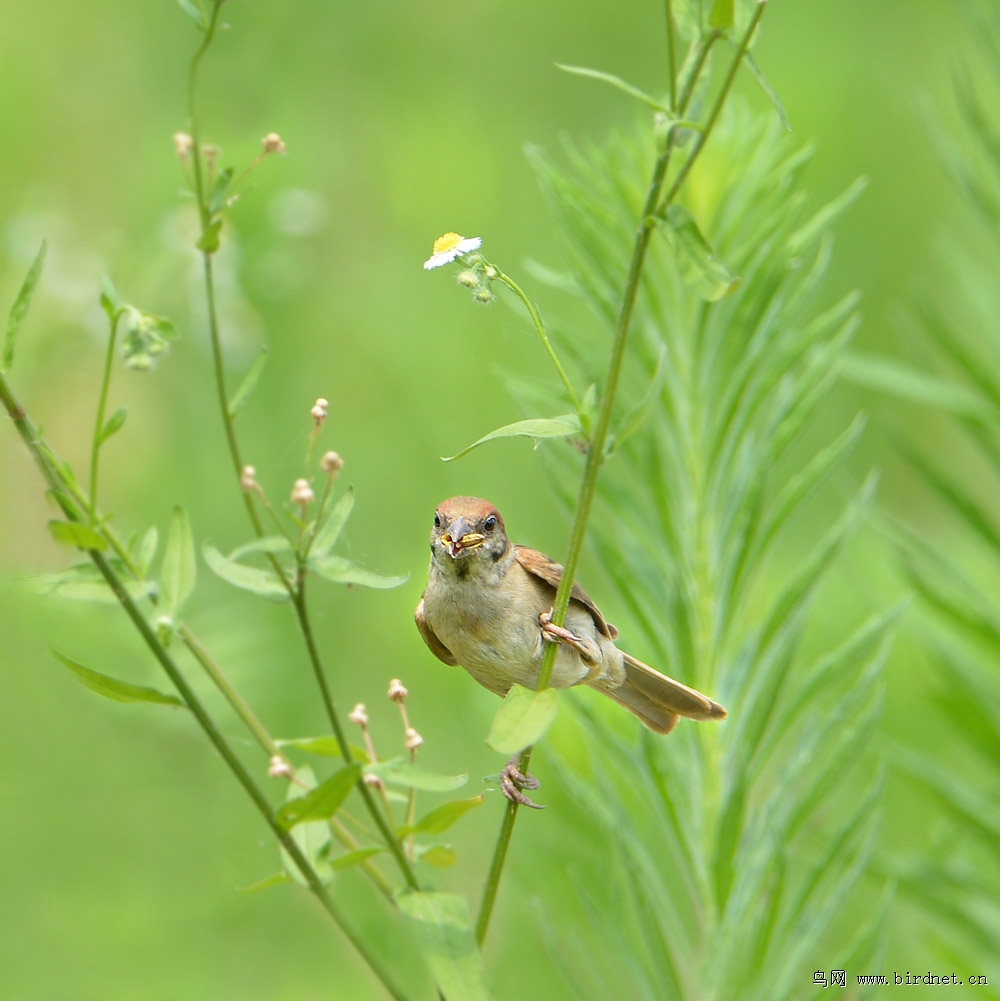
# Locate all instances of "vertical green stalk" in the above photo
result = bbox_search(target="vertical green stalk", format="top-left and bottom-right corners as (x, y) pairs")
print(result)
(475, 5), (768, 946)
(88, 311), (119, 524)
(664, 0), (677, 111)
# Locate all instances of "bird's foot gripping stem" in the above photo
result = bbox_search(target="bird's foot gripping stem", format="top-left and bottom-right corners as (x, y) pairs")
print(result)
(539, 610), (599, 664)
(500, 756), (543, 809)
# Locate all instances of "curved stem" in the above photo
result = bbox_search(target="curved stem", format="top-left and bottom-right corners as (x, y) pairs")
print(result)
(495, 271), (582, 417)
(89, 312), (119, 524)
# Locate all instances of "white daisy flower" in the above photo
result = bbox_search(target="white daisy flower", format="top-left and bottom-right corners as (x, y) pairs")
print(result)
(423, 232), (482, 270)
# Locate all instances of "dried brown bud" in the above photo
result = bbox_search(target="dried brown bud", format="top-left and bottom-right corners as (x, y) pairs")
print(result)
(348, 703), (369, 728)
(262, 132), (287, 155)
(387, 678), (408, 703)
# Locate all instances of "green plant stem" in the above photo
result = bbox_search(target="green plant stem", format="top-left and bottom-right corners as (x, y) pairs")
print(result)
(665, 0), (677, 111)
(0, 373), (415, 1001)
(292, 579), (421, 891)
(330, 817), (396, 903)
(89, 312), (119, 525)
(495, 271), (582, 417)
(475, 8), (766, 947)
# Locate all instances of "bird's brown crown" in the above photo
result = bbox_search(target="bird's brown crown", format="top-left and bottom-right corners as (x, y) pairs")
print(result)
(434, 496), (505, 531)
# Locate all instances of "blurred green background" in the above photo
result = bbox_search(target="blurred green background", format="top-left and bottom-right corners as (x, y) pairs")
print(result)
(0, 1), (992, 998)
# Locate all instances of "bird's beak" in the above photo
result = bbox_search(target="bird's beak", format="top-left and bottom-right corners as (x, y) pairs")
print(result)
(442, 518), (485, 558)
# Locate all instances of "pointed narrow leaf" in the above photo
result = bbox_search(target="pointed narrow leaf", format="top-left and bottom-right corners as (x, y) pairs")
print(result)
(397, 796), (484, 837)
(613, 346), (666, 451)
(98, 406), (128, 444)
(54, 650), (185, 707)
(332, 847), (386, 871)
(310, 485), (354, 557)
(743, 51), (790, 131)
(176, 0), (207, 29)
(161, 506), (196, 621)
(48, 520), (107, 551)
(555, 64), (668, 112)
(443, 415), (583, 462)
(398, 892), (493, 1001)
(709, 0), (734, 29)
(228, 346), (268, 418)
(309, 554), (408, 589)
(418, 845), (458, 868)
(137, 526), (159, 577)
(203, 541), (290, 600)
(276, 763), (362, 829)
(663, 206), (740, 301)
(789, 177), (868, 254)
(228, 535), (293, 560)
(2, 240), (46, 374)
(209, 167), (234, 215)
(278, 766), (332, 885)
(367, 759), (469, 792)
(276, 736), (370, 761)
(486, 684), (559, 754)
(238, 873), (292, 894)
(18, 564), (156, 603)
(99, 275), (121, 321)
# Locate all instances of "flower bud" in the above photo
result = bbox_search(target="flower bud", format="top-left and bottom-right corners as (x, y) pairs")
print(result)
(456, 270), (479, 289)
(291, 478), (314, 505)
(320, 451), (343, 475)
(201, 144), (220, 167)
(473, 287), (495, 305)
(404, 727), (423, 752)
(363, 772), (384, 790)
(240, 465), (257, 492)
(349, 703), (369, 727)
(173, 132), (193, 158)
(311, 397), (329, 423)
(262, 132), (287, 155)
(268, 755), (292, 778)
(387, 678), (408, 703)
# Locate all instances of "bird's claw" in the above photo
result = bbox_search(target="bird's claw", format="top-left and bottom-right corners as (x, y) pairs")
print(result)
(539, 610), (599, 664)
(500, 756), (544, 809)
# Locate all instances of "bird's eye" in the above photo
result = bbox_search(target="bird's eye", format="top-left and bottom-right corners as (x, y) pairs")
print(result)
(433, 513), (442, 529)
(484, 514), (497, 533)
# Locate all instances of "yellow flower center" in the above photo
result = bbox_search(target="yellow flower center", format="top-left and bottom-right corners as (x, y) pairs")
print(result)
(432, 232), (463, 254)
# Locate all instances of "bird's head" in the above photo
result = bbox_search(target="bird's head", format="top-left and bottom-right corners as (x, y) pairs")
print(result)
(429, 496), (511, 574)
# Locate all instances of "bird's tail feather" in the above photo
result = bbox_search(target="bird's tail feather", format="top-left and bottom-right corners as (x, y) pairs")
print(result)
(600, 653), (727, 734)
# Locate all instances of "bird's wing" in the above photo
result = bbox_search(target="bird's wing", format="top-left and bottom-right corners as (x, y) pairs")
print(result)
(514, 545), (618, 639)
(414, 595), (459, 666)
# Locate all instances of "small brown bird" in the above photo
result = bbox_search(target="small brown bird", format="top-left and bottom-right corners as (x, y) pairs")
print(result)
(415, 497), (726, 806)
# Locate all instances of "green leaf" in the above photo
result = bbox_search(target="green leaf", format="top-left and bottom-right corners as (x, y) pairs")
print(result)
(397, 796), (484, 837)
(237, 872), (292, 894)
(486, 684), (559, 755)
(443, 415), (583, 462)
(555, 64), (668, 112)
(663, 205), (740, 301)
(227, 345), (268, 418)
(398, 892), (493, 1001)
(48, 520), (107, 551)
(788, 176), (868, 254)
(209, 167), (234, 215)
(18, 563), (156, 604)
(278, 766), (333, 885)
(98, 406), (128, 445)
(2, 240), (47, 374)
(366, 759), (469, 792)
(275, 763), (362, 829)
(196, 219), (222, 254)
(309, 554), (408, 589)
(54, 650), (185, 707)
(203, 541), (290, 600)
(99, 274), (121, 322)
(228, 535), (293, 560)
(709, 0), (734, 29)
(176, 0), (207, 30)
(840, 353), (998, 423)
(332, 847), (386, 871)
(743, 51), (790, 131)
(418, 845), (458, 868)
(612, 346), (666, 452)
(276, 736), (370, 761)
(137, 526), (159, 577)
(310, 485), (354, 557)
(161, 507), (196, 623)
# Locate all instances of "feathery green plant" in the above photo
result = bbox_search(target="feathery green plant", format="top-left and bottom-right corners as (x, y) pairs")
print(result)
(841, 2), (1000, 976)
(511, 106), (894, 998)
